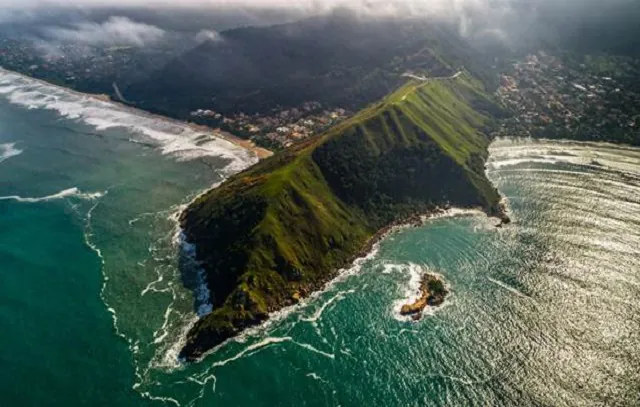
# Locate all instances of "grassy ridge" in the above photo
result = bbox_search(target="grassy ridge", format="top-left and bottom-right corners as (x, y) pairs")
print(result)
(179, 72), (505, 359)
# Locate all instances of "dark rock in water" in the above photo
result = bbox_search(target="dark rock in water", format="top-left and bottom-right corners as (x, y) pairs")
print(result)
(400, 273), (448, 320)
(495, 201), (511, 227)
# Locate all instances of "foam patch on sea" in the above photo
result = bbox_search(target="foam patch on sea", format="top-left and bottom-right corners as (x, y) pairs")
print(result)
(0, 142), (23, 163)
(383, 262), (449, 322)
(0, 187), (105, 203)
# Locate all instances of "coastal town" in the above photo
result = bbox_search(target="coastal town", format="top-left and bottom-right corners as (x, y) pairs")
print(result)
(3, 32), (639, 149)
(0, 36), (352, 150)
(0, 37), (185, 94)
(494, 51), (640, 145)
(190, 102), (351, 149)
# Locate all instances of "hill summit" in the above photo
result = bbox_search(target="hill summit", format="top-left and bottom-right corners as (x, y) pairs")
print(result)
(179, 72), (507, 360)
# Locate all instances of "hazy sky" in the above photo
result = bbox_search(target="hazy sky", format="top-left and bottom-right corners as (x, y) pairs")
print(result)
(0, 0), (529, 17)
(0, 0), (520, 41)
(1, 0), (636, 51)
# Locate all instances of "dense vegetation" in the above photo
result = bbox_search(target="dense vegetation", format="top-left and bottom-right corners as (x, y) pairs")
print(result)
(179, 72), (506, 360)
(125, 14), (494, 119)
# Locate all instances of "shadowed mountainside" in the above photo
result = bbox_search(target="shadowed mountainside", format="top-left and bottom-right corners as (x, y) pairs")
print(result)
(125, 14), (493, 119)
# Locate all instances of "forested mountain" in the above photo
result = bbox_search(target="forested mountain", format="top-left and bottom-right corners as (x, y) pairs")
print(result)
(178, 72), (507, 360)
(124, 13), (492, 118)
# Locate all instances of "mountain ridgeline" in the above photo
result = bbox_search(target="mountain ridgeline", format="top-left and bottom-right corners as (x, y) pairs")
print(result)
(179, 73), (508, 360)
(125, 15), (493, 118)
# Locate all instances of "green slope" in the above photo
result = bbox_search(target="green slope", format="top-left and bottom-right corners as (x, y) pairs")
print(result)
(179, 72), (507, 360)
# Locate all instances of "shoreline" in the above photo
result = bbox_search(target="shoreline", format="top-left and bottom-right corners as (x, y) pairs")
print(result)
(342, 204), (509, 279)
(0, 67), (273, 160)
(184, 203), (509, 362)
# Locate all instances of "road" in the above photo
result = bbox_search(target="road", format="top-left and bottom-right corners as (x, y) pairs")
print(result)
(401, 71), (463, 82)
(399, 71), (463, 101)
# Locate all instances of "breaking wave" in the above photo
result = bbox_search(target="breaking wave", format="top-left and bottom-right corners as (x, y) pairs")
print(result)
(0, 68), (257, 174)
(0, 187), (105, 203)
(0, 142), (23, 163)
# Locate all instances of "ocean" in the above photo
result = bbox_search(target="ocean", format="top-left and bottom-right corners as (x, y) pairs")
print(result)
(1, 69), (639, 407)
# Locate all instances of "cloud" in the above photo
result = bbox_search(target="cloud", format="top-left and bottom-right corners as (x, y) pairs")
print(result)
(1, 0), (637, 51)
(42, 16), (165, 47)
(0, 9), (39, 24)
(195, 29), (223, 43)
(0, 1), (532, 41)
(0, 0), (502, 14)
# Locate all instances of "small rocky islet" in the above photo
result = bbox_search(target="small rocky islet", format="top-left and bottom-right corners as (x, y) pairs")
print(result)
(400, 273), (449, 320)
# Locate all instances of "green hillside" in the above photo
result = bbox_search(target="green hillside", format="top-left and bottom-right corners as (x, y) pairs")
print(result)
(179, 72), (507, 360)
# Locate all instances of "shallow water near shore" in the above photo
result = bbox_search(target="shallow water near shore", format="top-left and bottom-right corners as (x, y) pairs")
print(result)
(1, 71), (640, 406)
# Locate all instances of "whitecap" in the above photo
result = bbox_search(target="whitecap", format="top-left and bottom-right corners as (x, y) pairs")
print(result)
(0, 68), (258, 174)
(388, 263), (449, 322)
(301, 289), (356, 323)
(0, 142), (23, 164)
(0, 187), (105, 203)
(210, 336), (293, 368)
(487, 277), (532, 299)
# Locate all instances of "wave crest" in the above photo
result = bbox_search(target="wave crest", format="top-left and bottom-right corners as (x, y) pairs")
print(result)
(0, 142), (23, 163)
(0, 187), (105, 203)
(0, 68), (257, 174)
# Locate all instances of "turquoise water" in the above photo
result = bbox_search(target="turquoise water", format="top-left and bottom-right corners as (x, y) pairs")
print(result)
(1, 69), (640, 407)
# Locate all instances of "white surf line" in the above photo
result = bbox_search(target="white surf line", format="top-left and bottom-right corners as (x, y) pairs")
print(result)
(176, 206), (499, 366)
(129, 208), (176, 226)
(292, 340), (335, 359)
(153, 314), (199, 371)
(140, 272), (167, 297)
(305, 372), (330, 384)
(487, 277), (532, 299)
(194, 335), (333, 386)
(200, 337), (293, 371)
(84, 192), (132, 344)
(0, 67), (259, 174)
(0, 187), (105, 203)
(150, 266), (181, 345)
(143, 195), (220, 373)
(139, 391), (181, 407)
(180, 337), (336, 406)
(0, 142), (23, 163)
(81, 186), (147, 375)
(197, 245), (379, 361)
(135, 196), (216, 374)
(300, 289), (356, 323)
(173, 228), (213, 317)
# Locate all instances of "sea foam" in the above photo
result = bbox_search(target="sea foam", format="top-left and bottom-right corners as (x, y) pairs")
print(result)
(0, 142), (23, 163)
(0, 68), (257, 174)
(0, 187), (105, 203)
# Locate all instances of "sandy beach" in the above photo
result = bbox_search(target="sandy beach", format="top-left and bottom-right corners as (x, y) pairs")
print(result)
(0, 67), (273, 160)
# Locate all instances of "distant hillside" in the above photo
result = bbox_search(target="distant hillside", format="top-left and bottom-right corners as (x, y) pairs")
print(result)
(178, 72), (507, 360)
(124, 14), (492, 119)
(535, 0), (640, 56)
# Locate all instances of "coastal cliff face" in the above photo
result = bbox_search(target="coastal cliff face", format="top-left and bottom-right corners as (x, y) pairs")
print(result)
(179, 73), (505, 360)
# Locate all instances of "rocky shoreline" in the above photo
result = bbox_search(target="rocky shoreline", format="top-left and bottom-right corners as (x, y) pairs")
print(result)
(275, 204), (509, 313)
(400, 273), (448, 320)
(347, 203), (510, 273)
(177, 75), (510, 361)
(180, 202), (510, 361)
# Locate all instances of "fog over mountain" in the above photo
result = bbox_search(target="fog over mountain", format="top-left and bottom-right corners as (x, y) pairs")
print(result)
(41, 16), (165, 46)
(0, 0), (637, 52)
